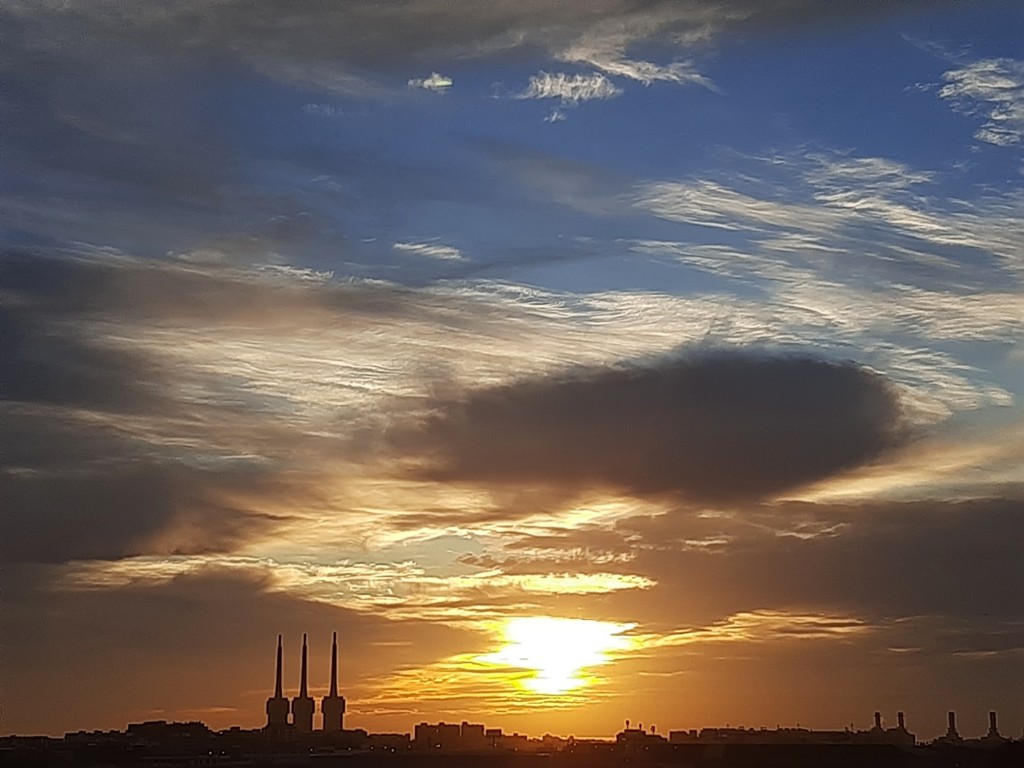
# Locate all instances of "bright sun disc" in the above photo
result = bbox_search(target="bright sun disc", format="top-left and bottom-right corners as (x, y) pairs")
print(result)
(482, 616), (635, 695)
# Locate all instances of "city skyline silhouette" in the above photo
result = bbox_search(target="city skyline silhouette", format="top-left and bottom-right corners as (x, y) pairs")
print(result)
(2, 630), (1018, 767)
(2, 0), (1022, 754)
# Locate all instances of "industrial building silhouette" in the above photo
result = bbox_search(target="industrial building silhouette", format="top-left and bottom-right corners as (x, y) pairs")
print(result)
(266, 632), (346, 733)
(3, 636), (1018, 766)
(259, 634), (1015, 755)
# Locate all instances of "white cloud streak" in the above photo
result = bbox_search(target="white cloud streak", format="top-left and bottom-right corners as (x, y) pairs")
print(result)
(939, 58), (1024, 146)
(393, 241), (464, 260)
(515, 71), (622, 104)
(56, 555), (655, 623)
(560, 36), (716, 90)
(408, 72), (453, 92)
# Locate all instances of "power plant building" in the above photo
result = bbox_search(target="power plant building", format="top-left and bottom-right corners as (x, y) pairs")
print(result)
(321, 632), (347, 732)
(264, 633), (347, 734)
(264, 635), (290, 730)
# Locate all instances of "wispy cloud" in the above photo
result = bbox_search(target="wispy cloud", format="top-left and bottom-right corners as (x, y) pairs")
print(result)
(56, 555), (655, 624)
(652, 610), (872, 646)
(515, 72), (622, 104)
(559, 34), (716, 91)
(393, 241), (464, 260)
(408, 72), (454, 92)
(939, 57), (1024, 146)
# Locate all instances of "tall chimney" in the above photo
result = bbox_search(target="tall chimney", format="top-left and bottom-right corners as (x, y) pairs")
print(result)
(897, 712), (905, 731)
(947, 712), (958, 736)
(300, 633), (309, 698)
(321, 631), (347, 732)
(292, 633), (315, 732)
(329, 631), (338, 697)
(874, 712), (882, 730)
(988, 711), (999, 737)
(274, 634), (284, 698)
(265, 635), (290, 730)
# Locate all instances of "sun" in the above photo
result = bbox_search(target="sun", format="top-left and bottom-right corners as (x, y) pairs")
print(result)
(481, 616), (635, 695)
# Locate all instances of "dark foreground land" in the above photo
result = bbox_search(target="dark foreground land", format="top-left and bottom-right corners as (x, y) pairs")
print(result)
(2, 740), (1022, 768)
(565, 741), (1023, 768)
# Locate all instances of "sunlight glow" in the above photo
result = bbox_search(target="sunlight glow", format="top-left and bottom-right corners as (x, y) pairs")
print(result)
(480, 616), (636, 695)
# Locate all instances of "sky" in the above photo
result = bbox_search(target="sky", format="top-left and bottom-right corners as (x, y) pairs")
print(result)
(1, 0), (1022, 741)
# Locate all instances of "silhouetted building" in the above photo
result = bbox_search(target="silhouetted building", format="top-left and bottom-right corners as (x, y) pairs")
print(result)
(126, 720), (211, 741)
(414, 722), (462, 750)
(616, 722), (667, 748)
(291, 633), (315, 733)
(461, 721), (487, 750)
(669, 729), (699, 743)
(264, 635), (290, 731)
(321, 631), (347, 732)
(940, 711), (963, 744)
(365, 732), (412, 751)
(867, 711), (915, 747)
(978, 710), (1009, 748)
(668, 713), (915, 748)
(988, 711), (1003, 739)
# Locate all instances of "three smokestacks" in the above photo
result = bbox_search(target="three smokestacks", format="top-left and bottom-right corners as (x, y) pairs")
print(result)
(265, 633), (346, 733)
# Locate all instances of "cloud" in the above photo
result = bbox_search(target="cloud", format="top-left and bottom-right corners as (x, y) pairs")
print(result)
(484, 494), (1024, 632)
(1, 248), (1008, 467)
(0, 464), (290, 564)
(393, 241), (464, 260)
(514, 72), (622, 104)
(558, 32), (716, 91)
(590, 57), (715, 89)
(409, 351), (908, 503)
(616, 151), (1024, 285)
(939, 58), (1024, 146)
(4, 2), (946, 75)
(56, 554), (655, 624)
(407, 72), (453, 92)
(1, 250), (1012, 565)
(0, 303), (165, 414)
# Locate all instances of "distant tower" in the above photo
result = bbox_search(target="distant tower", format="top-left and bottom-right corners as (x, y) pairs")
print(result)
(987, 711), (1002, 740)
(265, 635), (290, 730)
(897, 712), (906, 731)
(873, 712), (882, 731)
(321, 631), (347, 732)
(945, 711), (961, 743)
(292, 633), (315, 732)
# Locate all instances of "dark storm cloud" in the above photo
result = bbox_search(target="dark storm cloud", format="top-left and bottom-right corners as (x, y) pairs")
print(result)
(0, 464), (290, 564)
(412, 352), (907, 503)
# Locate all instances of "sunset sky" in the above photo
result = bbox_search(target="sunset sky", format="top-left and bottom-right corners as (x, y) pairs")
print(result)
(2, 0), (1022, 741)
